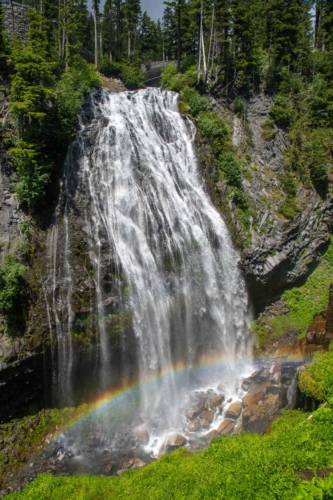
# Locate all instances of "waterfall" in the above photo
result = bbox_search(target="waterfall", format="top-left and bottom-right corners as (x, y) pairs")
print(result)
(46, 88), (251, 421)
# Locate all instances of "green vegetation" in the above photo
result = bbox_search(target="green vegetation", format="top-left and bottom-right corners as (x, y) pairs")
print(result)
(0, 255), (27, 333)
(7, 404), (333, 500)
(254, 240), (333, 345)
(261, 118), (275, 141)
(295, 474), (333, 499)
(0, 406), (90, 486)
(97, 56), (144, 89)
(299, 348), (333, 402)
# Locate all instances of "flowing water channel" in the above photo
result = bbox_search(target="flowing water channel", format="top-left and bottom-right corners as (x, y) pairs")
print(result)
(43, 88), (252, 465)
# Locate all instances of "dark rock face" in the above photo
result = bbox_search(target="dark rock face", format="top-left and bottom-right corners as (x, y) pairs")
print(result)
(197, 93), (333, 312)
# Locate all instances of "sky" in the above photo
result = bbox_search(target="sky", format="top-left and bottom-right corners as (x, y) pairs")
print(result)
(87, 0), (165, 21)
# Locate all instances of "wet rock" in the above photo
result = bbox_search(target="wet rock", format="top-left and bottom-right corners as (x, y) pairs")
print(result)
(225, 402), (242, 420)
(209, 395), (224, 408)
(185, 410), (198, 420)
(200, 410), (215, 423)
(241, 380), (251, 391)
(242, 382), (267, 408)
(217, 419), (235, 436)
(258, 370), (270, 383)
(120, 457), (146, 471)
(248, 369), (263, 381)
(303, 344), (324, 358)
(187, 419), (201, 432)
(165, 433), (187, 450)
(199, 419), (210, 428)
(203, 429), (219, 442)
(244, 412), (270, 434)
(136, 427), (149, 445)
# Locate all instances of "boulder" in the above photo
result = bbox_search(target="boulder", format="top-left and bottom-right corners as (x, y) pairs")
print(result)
(209, 395), (224, 408)
(136, 426), (149, 445)
(258, 369), (270, 382)
(188, 419), (201, 432)
(104, 461), (116, 474)
(244, 412), (270, 434)
(165, 433), (187, 450)
(248, 369), (263, 381)
(241, 380), (251, 392)
(217, 419), (235, 436)
(200, 410), (215, 423)
(203, 429), (219, 442)
(225, 401), (242, 420)
(242, 382), (267, 408)
(185, 410), (198, 420)
(199, 419), (210, 428)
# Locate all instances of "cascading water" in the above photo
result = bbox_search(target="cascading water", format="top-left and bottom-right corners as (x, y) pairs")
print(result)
(46, 87), (251, 442)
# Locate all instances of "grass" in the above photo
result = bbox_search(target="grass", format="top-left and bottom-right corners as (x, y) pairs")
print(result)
(6, 405), (333, 499)
(254, 239), (333, 345)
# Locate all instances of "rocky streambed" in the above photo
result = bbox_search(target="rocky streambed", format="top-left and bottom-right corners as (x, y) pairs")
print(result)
(0, 353), (309, 498)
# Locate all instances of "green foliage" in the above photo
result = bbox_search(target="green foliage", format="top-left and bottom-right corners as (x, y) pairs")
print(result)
(299, 350), (333, 402)
(119, 64), (145, 90)
(161, 64), (197, 92)
(261, 118), (276, 141)
(197, 112), (231, 157)
(8, 405), (333, 500)
(56, 55), (100, 132)
(233, 96), (247, 117)
(295, 474), (333, 500)
(0, 255), (27, 332)
(179, 87), (210, 116)
(255, 241), (333, 342)
(277, 172), (299, 219)
(271, 95), (294, 127)
(9, 19), (100, 208)
(98, 56), (122, 78)
(218, 153), (242, 187)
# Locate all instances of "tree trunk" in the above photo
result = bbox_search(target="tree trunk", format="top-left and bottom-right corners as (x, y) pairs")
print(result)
(177, 0), (181, 73)
(109, 6), (113, 61)
(197, 1), (202, 82)
(94, 8), (98, 67)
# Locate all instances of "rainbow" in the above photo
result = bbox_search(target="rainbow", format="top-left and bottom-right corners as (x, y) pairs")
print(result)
(52, 350), (254, 439)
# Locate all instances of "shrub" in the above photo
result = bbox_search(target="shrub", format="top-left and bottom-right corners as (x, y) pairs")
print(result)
(271, 94), (293, 127)
(98, 55), (122, 78)
(161, 64), (197, 92)
(197, 112), (231, 156)
(0, 254), (27, 332)
(120, 64), (145, 90)
(218, 153), (242, 186)
(261, 118), (276, 141)
(298, 350), (333, 402)
(179, 87), (210, 116)
(295, 474), (333, 500)
(233, 96), (246, 117)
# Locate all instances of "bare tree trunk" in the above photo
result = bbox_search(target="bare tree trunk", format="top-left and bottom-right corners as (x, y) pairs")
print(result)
(197, 0), (202, 83)
(109, 6), (113, 61)
(201, 24), (207, 73)
(177, 0), (181, 73)
(94, 10), (98, 67)
(205, 4), (214, 84)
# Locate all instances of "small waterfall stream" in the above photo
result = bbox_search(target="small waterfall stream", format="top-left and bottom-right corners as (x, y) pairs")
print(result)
(46, 88), (251, 439)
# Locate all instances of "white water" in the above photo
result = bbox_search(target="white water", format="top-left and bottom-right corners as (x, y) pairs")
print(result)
(47, 88), (251, 422)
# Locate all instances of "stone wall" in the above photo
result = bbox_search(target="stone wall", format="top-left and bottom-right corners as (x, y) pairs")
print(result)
(2, 1), (29, 42)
